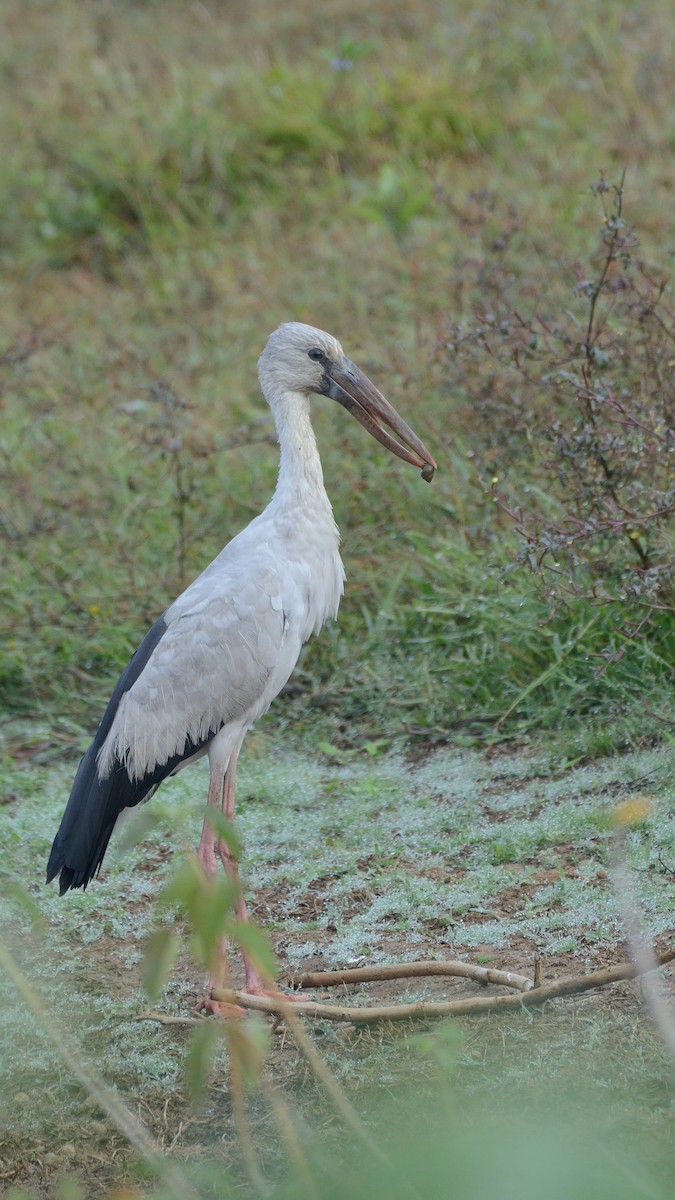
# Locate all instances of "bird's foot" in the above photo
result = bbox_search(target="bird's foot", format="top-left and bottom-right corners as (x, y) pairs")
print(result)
(192, 991), (245, 1019)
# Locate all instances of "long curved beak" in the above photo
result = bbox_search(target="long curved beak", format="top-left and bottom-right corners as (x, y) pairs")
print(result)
(323, 357), (437, 482)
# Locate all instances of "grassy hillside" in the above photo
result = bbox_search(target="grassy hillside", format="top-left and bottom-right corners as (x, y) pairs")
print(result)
(1, 0), (673, 758)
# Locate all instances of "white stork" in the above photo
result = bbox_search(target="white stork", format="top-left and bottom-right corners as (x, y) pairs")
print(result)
(47, 322), (436, 1013)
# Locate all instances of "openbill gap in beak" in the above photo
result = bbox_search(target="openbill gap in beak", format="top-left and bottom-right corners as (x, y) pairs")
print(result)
(322, 357), (437, 482)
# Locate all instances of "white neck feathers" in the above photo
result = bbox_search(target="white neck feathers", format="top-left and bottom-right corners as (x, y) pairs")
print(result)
(267, 386), (330, 508)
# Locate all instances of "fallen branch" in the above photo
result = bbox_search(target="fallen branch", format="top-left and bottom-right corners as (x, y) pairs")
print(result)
(290, 960), (533, 992)
(212, 949), (675, 1025)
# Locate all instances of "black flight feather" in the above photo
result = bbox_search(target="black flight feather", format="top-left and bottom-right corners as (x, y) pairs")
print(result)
(46, 615), (211, 895)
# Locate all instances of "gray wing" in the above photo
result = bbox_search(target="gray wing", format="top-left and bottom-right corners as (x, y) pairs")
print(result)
(97, 568), (293, 782)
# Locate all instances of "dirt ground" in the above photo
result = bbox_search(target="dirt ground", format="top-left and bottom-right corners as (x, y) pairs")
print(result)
(1, 741), (673, 1197)
(2, 919), (673, 1197)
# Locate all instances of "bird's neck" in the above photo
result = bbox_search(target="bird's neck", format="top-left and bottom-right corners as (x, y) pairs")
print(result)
(271, 389), (332, 511)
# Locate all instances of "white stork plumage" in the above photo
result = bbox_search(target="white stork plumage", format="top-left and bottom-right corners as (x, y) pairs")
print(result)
(47, 322), (436, 1012)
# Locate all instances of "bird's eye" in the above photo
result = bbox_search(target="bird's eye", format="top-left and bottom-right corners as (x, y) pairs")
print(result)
(308, 347), (325, 363)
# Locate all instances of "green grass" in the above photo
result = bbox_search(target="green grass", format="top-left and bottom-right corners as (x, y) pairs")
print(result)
(1, 0), (674, 754)
(6, 740), (672, 980)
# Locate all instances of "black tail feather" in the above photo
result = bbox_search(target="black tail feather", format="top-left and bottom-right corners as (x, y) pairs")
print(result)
(46, 745), (158, 893)
(46, 613), (213, 894)
(47, 617), (171, 892)
(46, 737), (212, 893)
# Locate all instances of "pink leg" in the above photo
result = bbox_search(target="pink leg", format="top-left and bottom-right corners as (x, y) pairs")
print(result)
(193, 756), (243, 1018)
(193, 735), (310, 1010)
(216, 742), (267, 994)
(216, 744), (312, 1001)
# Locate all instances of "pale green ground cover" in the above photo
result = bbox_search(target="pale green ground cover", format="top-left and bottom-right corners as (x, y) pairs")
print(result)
(1, 737), (673, 1147)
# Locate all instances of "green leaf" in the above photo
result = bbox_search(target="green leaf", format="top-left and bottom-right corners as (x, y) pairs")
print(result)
(156, 856), (204, 911)
(228, 1016), (271, 1091)
(55, 1177), (86, 1200)
(228, 919), (277, 980)
(189, 877), (239, 971)
(201, 808), (243, 856)
(185, 1020), (224, 1104)
(141, 928), (180, 1003)
(112, 807), (163, 857)
(318, 741), (355, 763)
(4, 880), (47, 935)
(410, 1023), (465, 1072)
(365, 739), (388, 757)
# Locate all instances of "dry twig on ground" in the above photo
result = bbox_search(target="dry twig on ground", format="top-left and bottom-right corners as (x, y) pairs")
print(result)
(209, 950), (675, 1025)
(291, 960), (534, 992)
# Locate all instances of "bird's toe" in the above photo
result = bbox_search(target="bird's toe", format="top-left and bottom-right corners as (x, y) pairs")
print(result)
(193, 992), (245, 1019)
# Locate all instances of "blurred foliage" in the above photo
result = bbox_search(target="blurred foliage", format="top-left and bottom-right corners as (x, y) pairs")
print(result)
(4, 870), (674, 1200)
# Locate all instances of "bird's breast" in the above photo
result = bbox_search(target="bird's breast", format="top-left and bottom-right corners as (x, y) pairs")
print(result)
(284, 533), (345, 643)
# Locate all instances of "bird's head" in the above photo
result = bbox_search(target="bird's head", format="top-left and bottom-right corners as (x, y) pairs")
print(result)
(258, 322), (437, 480)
